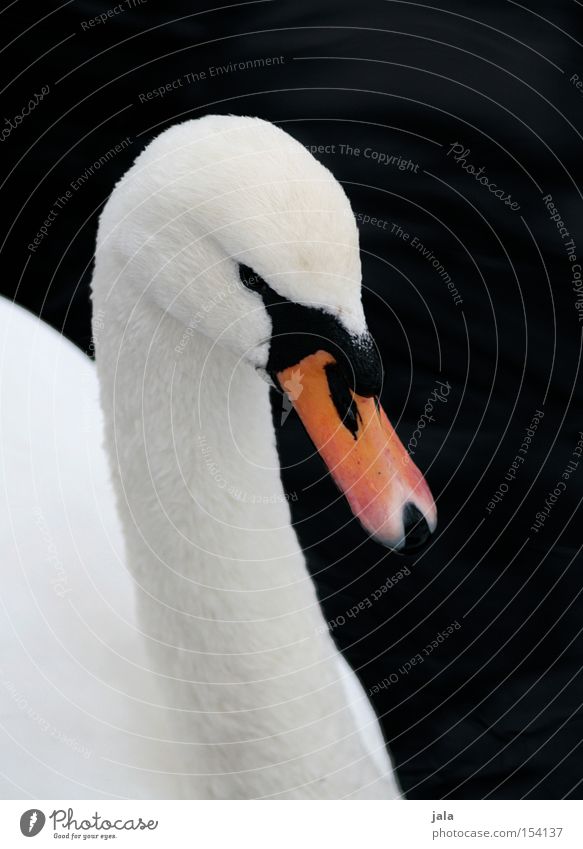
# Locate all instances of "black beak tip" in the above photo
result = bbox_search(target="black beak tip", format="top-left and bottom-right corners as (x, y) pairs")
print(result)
(402, 503), (432, 554)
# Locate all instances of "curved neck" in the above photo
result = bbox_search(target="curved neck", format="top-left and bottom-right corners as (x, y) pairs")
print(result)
(96, 300), (390, 799)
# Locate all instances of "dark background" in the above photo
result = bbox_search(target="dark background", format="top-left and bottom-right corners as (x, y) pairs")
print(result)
(2, 0), (582, 798)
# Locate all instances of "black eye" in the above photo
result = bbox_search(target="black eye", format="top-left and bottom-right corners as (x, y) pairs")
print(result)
(239, 263), (268, 292)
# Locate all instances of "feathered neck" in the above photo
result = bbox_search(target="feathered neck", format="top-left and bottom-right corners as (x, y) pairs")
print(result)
(93, 293), (391, 798)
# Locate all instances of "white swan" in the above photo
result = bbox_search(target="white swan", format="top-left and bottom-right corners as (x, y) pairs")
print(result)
(90, 114), (436, 800)
(0, 115), (436, 800)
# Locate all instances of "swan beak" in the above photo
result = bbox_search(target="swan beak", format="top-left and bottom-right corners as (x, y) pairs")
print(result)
(276, 350), (437, 552)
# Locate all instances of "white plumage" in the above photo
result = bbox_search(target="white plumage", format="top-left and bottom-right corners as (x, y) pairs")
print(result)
(1, 116), (406, 799)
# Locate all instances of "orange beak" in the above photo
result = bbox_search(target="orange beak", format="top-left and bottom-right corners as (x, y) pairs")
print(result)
(277, 350), (437, 551)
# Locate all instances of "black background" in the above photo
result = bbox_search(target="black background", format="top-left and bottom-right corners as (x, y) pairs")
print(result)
(1, 0), (582, 798)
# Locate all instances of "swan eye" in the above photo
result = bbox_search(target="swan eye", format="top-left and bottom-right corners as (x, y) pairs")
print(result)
(239, 263), (268, 292)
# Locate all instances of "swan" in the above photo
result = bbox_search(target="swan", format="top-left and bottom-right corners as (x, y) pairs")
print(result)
(0, 114), (436, 800)
(90, 114), (437, 800)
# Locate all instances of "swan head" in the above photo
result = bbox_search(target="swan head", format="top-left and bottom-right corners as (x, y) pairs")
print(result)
(98, 114), (437, 552)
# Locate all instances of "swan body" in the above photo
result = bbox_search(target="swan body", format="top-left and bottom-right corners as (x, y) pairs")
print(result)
(0, 298), (175, 798)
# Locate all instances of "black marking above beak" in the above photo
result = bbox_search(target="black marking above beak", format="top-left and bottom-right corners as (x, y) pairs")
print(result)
(238, 262), (383, 397)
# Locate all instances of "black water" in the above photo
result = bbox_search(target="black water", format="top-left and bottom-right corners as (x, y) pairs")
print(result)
(1, 0), (582, 798)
